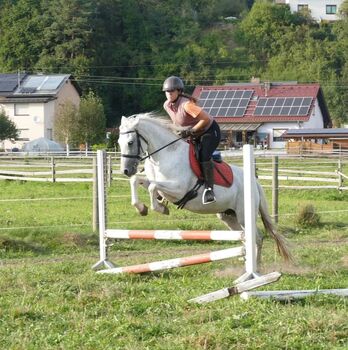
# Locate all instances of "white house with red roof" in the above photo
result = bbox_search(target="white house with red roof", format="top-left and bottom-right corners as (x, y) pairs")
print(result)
(192, 81), (331, 149)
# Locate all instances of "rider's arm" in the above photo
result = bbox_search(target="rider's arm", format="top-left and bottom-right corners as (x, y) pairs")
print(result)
(184, 101), (211, 133)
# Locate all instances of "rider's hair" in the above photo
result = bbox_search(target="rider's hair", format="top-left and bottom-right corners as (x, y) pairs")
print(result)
(179, 92), (198, 103)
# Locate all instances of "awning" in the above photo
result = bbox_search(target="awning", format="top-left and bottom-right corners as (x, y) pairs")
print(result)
(219, 123), (261, 131)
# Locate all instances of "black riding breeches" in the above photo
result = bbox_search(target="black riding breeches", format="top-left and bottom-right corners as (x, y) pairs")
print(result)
(197, 120), (221, 162)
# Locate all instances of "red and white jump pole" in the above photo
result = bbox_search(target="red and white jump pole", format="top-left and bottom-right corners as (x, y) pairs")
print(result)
(98, 246), (244, 274)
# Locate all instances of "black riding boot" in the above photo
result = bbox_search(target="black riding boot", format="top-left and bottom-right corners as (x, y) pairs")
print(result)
(201, 161), (216, 204)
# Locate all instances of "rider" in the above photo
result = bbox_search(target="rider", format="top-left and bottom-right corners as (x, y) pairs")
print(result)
(162, 76), (221, 205)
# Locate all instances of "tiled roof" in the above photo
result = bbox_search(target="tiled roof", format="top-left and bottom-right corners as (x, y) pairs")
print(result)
(192, 82), (331, 127)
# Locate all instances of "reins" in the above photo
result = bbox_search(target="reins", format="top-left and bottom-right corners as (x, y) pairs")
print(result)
(120, 130), (184, 162)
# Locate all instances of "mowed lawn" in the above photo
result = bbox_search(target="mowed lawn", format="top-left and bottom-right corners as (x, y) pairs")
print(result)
(0, 169), (347, 349)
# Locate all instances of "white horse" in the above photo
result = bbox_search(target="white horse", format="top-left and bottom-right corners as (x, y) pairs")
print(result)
(118, 113), (291, 262)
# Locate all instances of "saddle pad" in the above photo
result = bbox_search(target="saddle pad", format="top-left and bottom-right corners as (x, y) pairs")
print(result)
(189, 143), (233, 188)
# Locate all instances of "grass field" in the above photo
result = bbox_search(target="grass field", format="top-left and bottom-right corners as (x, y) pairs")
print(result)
(0, 161), (347, 349)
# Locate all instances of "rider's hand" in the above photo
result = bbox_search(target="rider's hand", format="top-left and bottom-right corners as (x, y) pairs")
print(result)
(179, 129), (193, 138)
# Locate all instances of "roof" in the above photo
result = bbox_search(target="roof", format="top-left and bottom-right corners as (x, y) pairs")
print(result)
(282, 128), (348, 139)
(192, 82), (331, 127)
(0, 73), (82, 100)
(0, 73), (27, 95)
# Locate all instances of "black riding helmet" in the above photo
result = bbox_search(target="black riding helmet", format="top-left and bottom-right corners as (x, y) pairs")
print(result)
(162, 76), (184, 92)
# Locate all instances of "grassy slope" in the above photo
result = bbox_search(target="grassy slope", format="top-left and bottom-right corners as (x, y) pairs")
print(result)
(0, 172), (347, 349)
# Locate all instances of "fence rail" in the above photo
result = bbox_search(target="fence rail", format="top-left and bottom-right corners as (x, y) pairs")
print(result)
(0, 152), (346, 191)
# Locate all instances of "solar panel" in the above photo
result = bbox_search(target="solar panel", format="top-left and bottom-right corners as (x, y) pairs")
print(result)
(22, 76), (46, 89)
(254, 97), (313, 116)
(198, 89), (253, 117)
(40, 75), (66, 90)
(0, 74), (20, 92)
(21, 75), (67, 92)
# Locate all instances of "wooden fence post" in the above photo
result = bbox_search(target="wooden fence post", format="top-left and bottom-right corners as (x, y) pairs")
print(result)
(93, 157), (98, 232)
(272, 155), (279, 223)
(51, 157), (56, 183)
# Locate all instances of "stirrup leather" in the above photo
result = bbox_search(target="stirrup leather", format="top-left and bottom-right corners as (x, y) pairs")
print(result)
(202, 187), (216, 205)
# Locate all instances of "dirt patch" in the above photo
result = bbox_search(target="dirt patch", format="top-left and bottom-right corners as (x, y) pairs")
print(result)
(262, 262), (314, 275)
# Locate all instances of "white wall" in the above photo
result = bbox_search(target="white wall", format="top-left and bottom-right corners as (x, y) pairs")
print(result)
(1, 102), (46, 150)
(285, 0), (343, 21)
(257, 98), (324, 149)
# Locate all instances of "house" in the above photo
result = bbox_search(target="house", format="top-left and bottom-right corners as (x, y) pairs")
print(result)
(0, 73), (81, 151)
(192, 81), (331, 149)
(275, 0), (344, 21)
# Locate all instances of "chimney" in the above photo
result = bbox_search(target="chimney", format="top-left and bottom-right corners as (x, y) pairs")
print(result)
(264, 81), (271, 96)
(250, 76), (260, 84)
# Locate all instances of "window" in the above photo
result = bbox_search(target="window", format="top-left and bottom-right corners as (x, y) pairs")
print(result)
(273, 129), (287, 142)
(326, 5), (337, 14)
(14, 103), (29, 116)
(298, 4), (309, 11)
(16, 129), (30, 141)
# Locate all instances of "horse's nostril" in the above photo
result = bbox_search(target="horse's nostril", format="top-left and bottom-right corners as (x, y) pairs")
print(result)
(124, 169), (129, 176)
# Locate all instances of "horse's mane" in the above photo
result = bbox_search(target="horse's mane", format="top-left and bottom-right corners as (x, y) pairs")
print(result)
(127, 112), (186, 134)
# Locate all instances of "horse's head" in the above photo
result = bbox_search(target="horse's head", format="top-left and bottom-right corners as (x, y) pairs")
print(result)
(118, 116), (147, 177)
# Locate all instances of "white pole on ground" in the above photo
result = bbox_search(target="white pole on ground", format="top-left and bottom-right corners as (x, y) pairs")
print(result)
(234, 145), (259, 283)
(92, 150), (115, 270)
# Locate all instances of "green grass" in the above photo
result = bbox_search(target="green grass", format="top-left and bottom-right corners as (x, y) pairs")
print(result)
(0, 167), (347, 349)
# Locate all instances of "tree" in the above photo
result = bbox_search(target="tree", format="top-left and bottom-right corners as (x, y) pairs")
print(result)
(76, 91), (106, 149)
(54, 101), (79, 153)
(36, 0), (94, 76)
(0, 0), (43, 70)
(0, 110), (18, 141)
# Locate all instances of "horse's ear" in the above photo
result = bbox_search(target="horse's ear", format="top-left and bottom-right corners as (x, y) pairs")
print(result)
(121, 116), (126, 124)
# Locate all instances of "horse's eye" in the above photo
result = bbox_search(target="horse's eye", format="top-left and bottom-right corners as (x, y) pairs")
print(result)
(128, 140), (134, 146)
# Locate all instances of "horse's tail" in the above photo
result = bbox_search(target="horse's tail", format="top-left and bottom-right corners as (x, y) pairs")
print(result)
(257, 182), (293, 262)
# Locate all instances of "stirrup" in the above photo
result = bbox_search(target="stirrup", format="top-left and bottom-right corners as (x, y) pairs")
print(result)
(202, 188), (216, 205)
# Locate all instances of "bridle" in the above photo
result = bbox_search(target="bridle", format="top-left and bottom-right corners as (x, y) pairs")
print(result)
(120, 130), (183, 162)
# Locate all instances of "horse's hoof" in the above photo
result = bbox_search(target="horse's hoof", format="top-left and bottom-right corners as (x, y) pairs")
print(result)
(139, 205), (148, 216)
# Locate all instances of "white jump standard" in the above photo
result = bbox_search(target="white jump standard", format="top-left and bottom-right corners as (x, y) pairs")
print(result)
(93, 146), (282, 302)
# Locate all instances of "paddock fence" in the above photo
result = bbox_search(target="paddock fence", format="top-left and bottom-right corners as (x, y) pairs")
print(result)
(0, 151), (346, 193)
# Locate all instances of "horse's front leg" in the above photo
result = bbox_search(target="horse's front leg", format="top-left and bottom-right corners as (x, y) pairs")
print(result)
(148, 182), (170, 215)
(130, 174), (149, 216)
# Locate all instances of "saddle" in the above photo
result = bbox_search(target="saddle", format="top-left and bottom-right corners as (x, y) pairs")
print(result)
(188, 142), (233, 188)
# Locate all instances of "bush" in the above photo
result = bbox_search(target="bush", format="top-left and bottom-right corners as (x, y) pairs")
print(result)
(91, 143), (107, 151)
(296, 204), (321, 227)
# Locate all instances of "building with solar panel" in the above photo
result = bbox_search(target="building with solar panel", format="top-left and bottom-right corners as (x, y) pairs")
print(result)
(0, 73), (81, 151)
(192, 81), (332, 149)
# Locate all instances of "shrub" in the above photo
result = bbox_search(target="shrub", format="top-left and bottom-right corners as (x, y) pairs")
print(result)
(91, 143), (107, 151)
(296, 204), (321, 227)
